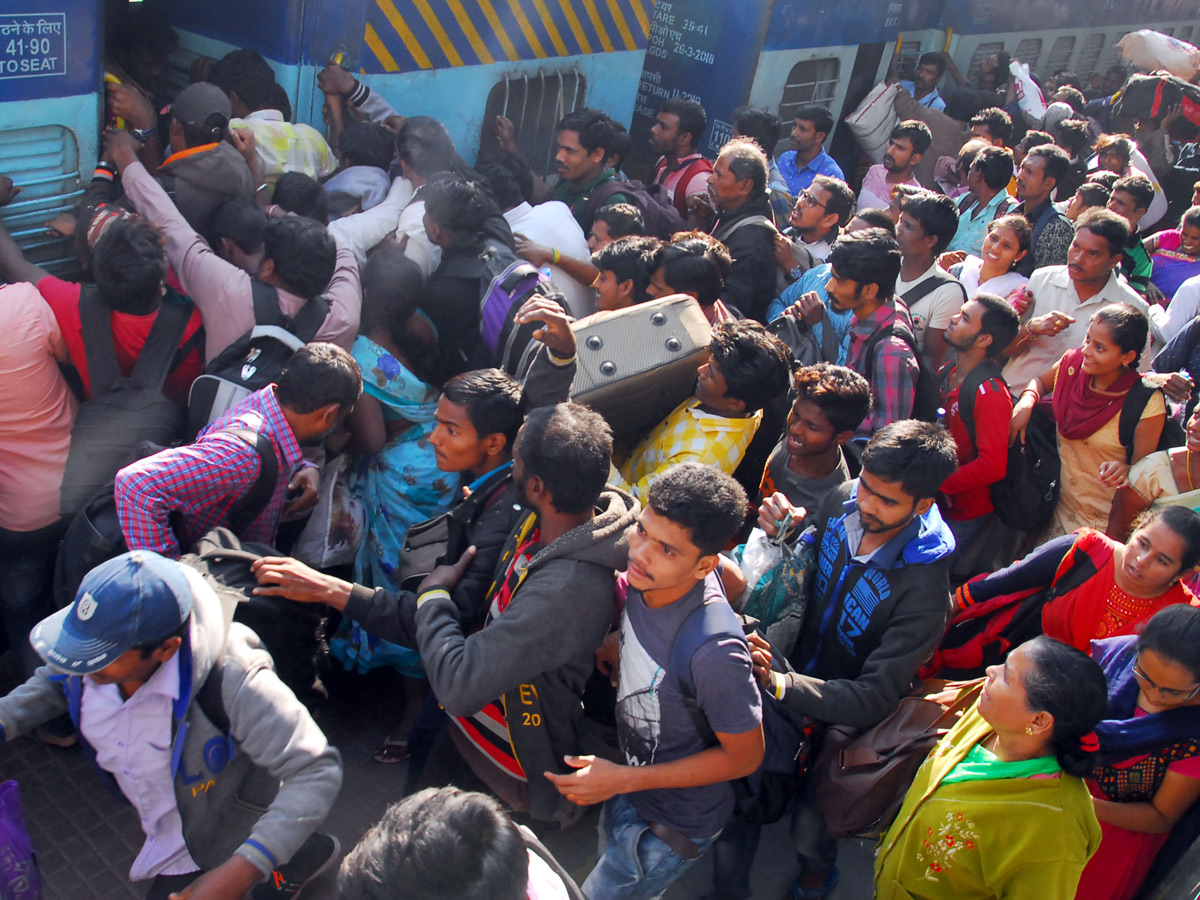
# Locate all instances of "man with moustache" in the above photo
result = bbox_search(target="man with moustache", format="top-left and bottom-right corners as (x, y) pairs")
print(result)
(551, 108), (633, 234)
(649, 99), (714, 220)
(857, 121), (932, 212)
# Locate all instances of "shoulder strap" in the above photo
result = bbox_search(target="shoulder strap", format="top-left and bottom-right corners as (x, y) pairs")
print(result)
(220, 428), (281, 531)
(128, 296), (193, 392)
(955, 361), (1006, 448)
(1119, 379), (1159, 465)
(250, 280), (285, 328)
(862, 315), (916, 385)
(584, 179), (628, 220)
(901, 269), (967, 308)
(289, 294), (331, 344)
(669, 599), (743, 747)
(78, 284), (122, 393)
(720, 214), (779, 239)
(196, 663), (229, 733)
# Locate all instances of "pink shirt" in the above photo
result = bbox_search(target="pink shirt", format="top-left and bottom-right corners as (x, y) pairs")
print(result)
(857, 164), (921, 213)
(120, 161), (361, 362)
(0, 282), (77, 531)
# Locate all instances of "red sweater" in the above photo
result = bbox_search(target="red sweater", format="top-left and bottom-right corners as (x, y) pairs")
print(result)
(939, 367), (1013, 520)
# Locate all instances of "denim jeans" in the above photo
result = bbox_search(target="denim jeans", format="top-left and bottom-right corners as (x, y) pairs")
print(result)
(582, 794), (719, 900)
(0, 518), (68, 678)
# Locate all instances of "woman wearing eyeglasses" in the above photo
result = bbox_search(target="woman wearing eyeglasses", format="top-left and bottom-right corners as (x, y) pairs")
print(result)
(1076, 605), (1200, 900)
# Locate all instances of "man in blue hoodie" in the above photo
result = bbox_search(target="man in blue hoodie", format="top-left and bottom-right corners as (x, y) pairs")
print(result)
(713, 419), (958, 900)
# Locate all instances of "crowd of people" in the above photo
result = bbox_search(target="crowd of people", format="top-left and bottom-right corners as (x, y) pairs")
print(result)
(7, 24), (1200, 900)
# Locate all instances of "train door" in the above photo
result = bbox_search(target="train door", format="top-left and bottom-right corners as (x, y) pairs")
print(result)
(0, 0), (100, 279)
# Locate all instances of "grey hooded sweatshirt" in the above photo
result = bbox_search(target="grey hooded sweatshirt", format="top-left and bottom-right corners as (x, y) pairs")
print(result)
(158, 141), (254, 232)
(416, 486), (639, 825)
(0, 566), (342, 879)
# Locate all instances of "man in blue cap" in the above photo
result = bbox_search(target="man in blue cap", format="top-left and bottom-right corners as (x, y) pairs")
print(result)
(0, 551), (343, 900)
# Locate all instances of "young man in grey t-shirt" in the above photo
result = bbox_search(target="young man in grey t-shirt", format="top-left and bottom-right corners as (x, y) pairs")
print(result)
(546, 463), (764, 900)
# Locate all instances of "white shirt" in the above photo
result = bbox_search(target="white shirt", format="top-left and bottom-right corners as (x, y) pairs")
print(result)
(326, 177), (414, 264)
(80, 652), (199, 880)
(1158, 272), (1200, 345)
(954, 255), (1029, 300)
(1002, 265), (1156, 389)
(504, 201), (596, 319)
(393, 197), (440, 281)
(896, 263), (965, 351)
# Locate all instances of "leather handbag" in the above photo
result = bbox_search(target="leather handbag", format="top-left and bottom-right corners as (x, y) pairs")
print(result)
(812, 679), (983, 839)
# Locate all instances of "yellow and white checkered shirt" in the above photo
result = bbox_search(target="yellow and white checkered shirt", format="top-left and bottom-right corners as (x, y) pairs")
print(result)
(614, 398), (762, 500)
(231, 110), (334, 181)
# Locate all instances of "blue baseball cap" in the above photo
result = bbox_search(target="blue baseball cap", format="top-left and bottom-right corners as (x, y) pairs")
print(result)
(31, 551), (194, 674)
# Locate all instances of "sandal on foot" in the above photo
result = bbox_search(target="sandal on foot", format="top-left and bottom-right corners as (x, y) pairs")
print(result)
(788, 867), (838, 900)
(372, 739), (410, 764)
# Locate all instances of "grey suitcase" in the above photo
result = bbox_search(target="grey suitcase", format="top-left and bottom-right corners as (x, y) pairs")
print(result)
(570, 295), (712, 442)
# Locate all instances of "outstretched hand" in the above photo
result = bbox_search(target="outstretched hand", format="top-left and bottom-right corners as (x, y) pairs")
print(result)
(515, 296), (576, 357)
(417, 545), (477, 595)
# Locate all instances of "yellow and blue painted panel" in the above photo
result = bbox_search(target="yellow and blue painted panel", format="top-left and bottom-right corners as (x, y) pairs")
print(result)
(361, 0), (656, 73)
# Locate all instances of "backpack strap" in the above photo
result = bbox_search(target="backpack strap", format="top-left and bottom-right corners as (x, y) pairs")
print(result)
(949, 360), (1005, 448)
(718, 214), (780, 241)
(861, 315), (917, 387)
(669, 599), (745, 748)
(1119, 379), (1160, 465)
(250, 279), (330, 344)
(900, 269), (967, 309)
(220, 428), (281, 532)
(196, 663), (230, 733)
(584, 179), (631, 223)
(128, 295), (194, 392)
(78, 284), (122, 394)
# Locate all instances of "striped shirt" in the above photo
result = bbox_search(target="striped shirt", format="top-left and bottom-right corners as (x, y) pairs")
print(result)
(115, 387), (306, 558)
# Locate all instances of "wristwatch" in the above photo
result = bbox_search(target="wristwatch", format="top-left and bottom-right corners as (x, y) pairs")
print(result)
(129, 125), (156, 143)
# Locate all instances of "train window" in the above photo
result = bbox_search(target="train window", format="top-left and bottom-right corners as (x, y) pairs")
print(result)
(479, 69), (587, 177)
(1162, 27), (1175, 37)
(1045, 36), (1076, 76)
(1013, 38), (1043, 71)
(777, 57), (841, 125)
(1179, 26), (1193, 42)
(1100, 33), (1130, 74)
(967, 42), (1006, 84)
(1076, 33), (1107, 77)
(0, 126), (83, 278)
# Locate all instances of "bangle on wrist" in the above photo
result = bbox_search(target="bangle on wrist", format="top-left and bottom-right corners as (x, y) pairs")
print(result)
(1020, 388), (1040, 402)
(551, 247), (561, 265)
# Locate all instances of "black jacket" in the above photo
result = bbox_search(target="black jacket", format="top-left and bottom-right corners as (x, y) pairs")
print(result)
(711, 192), (779, 323)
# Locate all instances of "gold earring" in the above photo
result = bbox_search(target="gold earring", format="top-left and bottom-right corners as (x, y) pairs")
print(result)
(1025, 725), (1034, 735)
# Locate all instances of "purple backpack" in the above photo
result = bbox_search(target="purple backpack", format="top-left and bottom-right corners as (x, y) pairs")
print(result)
(0, 781), (41, 899)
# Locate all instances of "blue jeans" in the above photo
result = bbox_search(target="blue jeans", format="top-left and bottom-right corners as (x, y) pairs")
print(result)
(582, 794), (719, 900)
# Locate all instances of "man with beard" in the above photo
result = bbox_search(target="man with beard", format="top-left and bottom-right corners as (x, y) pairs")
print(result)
(715, 419), (958, 900)
(937, 295), (1019, 564)
(777, 104), (845, 198)
(649, 99), (714, 220)
(897, 51), (947, 112)
(857, 120), (931, 212)
(551, 108), (632, 234)
(1013, 143), (1075, 275)
(115, 343), (361, 557)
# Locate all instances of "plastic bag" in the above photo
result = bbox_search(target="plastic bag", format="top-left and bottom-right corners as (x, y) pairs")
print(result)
(845, 82), (900, 163)
(291, 454), (366, 569)
(1120, 29), (1200, 81)
(1009, 60), (1047, 121)
(0, 781), (42, 900)
(734, 527), (783, 594)
(730, 525), (817, 656)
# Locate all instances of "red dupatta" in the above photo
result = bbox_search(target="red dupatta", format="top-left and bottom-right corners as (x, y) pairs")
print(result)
(1052, 348), (1139, 440)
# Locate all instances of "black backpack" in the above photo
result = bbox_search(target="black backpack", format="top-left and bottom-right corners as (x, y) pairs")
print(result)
(58, 287), (197, 517)
(860, 315), (941, 423)
(52, 429), (278, 608)
(1119, 379), (1187, 463)
(584, 178), (684, 240)
(181, 527), (324, 703)
(939, 360), (1008, 448)
(990, 403), (1061, 533)
(186, 281), (329, 437)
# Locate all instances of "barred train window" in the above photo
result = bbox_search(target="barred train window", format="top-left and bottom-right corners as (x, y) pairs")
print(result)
(0, 126), (83, 278)
(479, 69), (587, 177)
(777, 57), (840, 128)
(967, 42), (1005, 84)
(1045, 36), (1075, 77)
(1077, 33), (1107, 78)
(1013, 38), (1043, 72)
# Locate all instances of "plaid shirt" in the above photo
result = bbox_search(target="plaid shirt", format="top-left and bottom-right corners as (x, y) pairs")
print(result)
(115, 387), (306, 558)
(614, 398), (762, 500)
(847, 302), (919, 437)
(231, 110), (333, 181)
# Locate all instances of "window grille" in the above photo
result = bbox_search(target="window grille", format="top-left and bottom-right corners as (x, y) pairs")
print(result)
(480, 69), (586, 177)
(0, 126), (83, 278)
